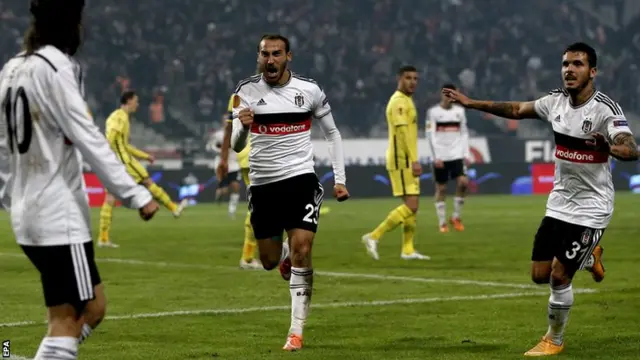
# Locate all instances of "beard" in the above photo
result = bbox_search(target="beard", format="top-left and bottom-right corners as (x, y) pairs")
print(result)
(261, 61), (287, 84)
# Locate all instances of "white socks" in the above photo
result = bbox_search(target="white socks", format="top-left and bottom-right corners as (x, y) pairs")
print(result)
(546, 283), (573, 345)
(435, 201), (446, 226)
(229, 193), (240, 215)
(289, 267), (313, 336)
(452, 196), (464, 219)
(35, 336), (78, 360)
(78, 323), (92, 344)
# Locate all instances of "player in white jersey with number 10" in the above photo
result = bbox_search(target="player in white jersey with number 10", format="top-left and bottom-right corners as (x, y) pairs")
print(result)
(0, 1), (159, 359)
(231, 34), (349, 351)
(443, 42), (638, 357)
(426, 83), (471, 233)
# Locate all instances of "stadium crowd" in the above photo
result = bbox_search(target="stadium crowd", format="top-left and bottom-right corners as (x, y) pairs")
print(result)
(0, 0), (636, 139)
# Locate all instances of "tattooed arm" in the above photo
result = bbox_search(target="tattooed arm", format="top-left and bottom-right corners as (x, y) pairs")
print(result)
(441, 88), (541, 120)
(609, 133), (639, 161)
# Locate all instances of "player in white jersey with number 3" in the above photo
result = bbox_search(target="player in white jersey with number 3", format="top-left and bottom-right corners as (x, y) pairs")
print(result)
(443, 42), (638, 357)
(0, 1), (159, 359)
(231, 34), (349, 351)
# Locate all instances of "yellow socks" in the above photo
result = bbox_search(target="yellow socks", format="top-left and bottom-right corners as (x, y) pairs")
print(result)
(370, 204), (414, 240)
(402, 214), (417, 255)
(99, 202), (113, 242)
(147, 183), (177, 212)
(241, 211), (257, 262)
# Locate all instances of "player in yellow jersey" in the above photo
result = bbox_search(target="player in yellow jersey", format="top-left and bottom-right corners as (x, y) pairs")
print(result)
(217, 93), (262, 269)
(98, 90), (187, 247)
(362, 65), (430, 260)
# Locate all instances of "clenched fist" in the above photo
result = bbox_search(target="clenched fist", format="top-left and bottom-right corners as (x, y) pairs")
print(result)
(238, 108), (254, 129)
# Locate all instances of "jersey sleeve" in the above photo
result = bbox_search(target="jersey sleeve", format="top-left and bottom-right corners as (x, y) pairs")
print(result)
(601, 102), (633, 141)
(312, 85), (332, 119)
(389, 98), (410, 126)
(533, 93), (556, 121)
(50, 65), (152, 209)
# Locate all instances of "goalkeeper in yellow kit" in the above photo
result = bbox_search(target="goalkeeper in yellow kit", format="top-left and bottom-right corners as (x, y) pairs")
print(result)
(361, 65), (430, 260)
(98, 91), (187, 247)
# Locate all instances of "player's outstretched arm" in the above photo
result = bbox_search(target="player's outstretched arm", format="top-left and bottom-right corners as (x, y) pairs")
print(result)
(609, 133), (639, 161)
(231, 116), (249, 153)
(51, 65), (153, 210)
(442, 88), (540, 120)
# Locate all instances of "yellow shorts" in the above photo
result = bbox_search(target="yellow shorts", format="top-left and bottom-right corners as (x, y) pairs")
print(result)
(126, 160), (149, 184)
(388, 169), (420, 197)
(241, 168), (250, 186)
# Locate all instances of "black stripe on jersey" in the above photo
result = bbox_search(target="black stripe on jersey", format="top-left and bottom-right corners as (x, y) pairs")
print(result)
(291, 73), (317, 84)
(595, 93), (622, 115)
(33, 53), (58, 72)
(554, 131), (592, 151)
(234, 74), (261, 93)
(393, 135), (399, 169)
(254, 111), (312, 125)
(548, 88), (568, 96)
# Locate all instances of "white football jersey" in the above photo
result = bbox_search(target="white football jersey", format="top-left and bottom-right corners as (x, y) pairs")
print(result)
(425, 104), (469, 162)
(0, 46), (152, 246)
(534, 88), (632, 229)
(211, 129), (240, 172)
(231, 72), (346, 186)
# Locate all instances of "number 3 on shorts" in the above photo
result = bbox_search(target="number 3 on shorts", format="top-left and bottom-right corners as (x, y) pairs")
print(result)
(565, 241), (582, 260)
(302, 203), (319, 224)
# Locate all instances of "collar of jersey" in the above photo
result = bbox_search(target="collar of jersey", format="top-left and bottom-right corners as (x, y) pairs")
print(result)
(568, 88), (598, 109)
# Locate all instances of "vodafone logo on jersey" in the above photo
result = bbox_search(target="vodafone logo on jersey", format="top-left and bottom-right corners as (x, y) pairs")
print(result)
(252, 119), (311, 135)
(554, 145), (608, 163)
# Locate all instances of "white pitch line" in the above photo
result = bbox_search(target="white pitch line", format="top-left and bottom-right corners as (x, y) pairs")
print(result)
(0, 252), (599, 291)
(9, 355), (32, 360)
(0, 289), (597, 329)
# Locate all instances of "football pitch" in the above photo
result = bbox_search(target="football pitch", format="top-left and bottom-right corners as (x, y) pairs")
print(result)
(1, 194), (639, 359)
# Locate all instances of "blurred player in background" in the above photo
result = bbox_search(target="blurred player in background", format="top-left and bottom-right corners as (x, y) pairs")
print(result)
(426, 83), (470, 233)
(99, 90), (187, 247)
(362, 65), (429, 261)
(231, 34), (349, 351)
(0, 0), (159, 358)
(209, 113), (242, 219)
(217, 95), (262, 269)
(443, 42), (637, 356)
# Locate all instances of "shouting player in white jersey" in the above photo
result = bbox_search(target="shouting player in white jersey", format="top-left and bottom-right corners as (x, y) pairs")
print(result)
(231, 34), (350, 351)
(0, 1), (159, 359)
(443, 42), (638, 357)
(209, 114), (242, 218)
(426, 83), (470, 233)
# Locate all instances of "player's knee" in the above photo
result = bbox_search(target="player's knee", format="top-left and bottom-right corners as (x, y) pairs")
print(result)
(404, 197), (419, 213)
(530, 264), (551, 284)
(550, 268), (571, 287)
(47, 304), (82, 336)
(457, 176), (469, 190)
(85, 287), (107, 327)
(260, 254), (279, 270)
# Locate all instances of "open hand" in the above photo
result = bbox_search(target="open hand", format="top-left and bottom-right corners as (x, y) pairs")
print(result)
(441, 88), (472, 107)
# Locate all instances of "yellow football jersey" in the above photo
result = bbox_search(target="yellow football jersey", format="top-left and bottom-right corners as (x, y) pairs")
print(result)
(227, 93), (250, 168)
(105, 109), (149, 163)
(385, 91), (418, 170)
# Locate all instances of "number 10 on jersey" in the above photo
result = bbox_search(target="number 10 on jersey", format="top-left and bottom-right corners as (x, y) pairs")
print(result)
(3, 86), (33, 154)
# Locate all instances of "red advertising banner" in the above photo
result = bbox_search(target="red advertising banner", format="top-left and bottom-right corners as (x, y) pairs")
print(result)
(83, 173), (106, 207)
(531, 163), (555, 194)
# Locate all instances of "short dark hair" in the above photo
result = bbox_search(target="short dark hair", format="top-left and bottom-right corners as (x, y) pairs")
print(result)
(564, 42), (597, 68)
(24, 0), (85, 55)
(120, 90), (137, 105)
(258, 34), (290, 53)
(442, 83), (457, 90)
(397, 65), (417, 75)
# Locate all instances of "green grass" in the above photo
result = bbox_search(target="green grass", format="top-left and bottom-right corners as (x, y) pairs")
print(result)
(1, 194), (640, 359)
